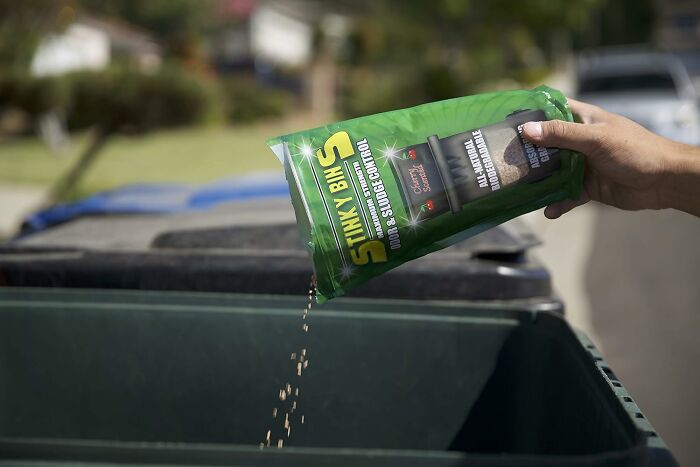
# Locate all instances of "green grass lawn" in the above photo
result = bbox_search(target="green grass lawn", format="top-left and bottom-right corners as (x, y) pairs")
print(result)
(0, 120), (309, 200)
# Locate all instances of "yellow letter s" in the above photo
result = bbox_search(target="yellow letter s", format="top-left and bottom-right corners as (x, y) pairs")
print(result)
(317, 131), (354, 168)
(350, 240), (388, 265)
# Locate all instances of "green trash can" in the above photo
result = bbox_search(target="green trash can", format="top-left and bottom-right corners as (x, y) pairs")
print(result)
(0, 288), (676, 466)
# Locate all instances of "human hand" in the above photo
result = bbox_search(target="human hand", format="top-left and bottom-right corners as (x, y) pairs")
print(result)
(522, 99), (700, 218)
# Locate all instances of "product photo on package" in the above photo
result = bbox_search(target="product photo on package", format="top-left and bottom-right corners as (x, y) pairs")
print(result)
(268, 86), (584, 302)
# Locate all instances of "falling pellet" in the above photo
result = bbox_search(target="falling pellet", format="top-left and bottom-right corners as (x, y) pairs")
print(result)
(259, 275), (316, 450)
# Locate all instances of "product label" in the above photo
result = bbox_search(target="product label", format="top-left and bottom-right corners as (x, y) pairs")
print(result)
(305, 131), (399, 269)
(390, 109), (560, 221)
(274, 87), (581, 300)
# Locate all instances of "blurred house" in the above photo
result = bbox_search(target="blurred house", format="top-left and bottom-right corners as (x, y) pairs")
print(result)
(31, 15), (162, 77)
(211, 0), (335, 71)
(29, 15), (162, 153)
(210, 0), (351, 118)
(251, 1), (316, 68)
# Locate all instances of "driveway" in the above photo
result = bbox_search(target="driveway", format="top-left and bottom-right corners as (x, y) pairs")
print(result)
(523, 204), (700, 467)
(0, 183), (47, 239)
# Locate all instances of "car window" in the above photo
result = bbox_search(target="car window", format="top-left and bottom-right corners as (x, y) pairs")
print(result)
(578, 73), (678, 95)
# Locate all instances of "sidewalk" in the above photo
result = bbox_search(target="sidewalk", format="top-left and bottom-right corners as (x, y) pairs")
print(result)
(521, 203), (700, 467)
(519, 204), (599, 343)
(0, 183), (47, 239)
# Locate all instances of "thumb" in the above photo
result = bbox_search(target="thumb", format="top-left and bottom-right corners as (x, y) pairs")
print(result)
(522, 119), (600, 154)
(543, 197), (589, 219)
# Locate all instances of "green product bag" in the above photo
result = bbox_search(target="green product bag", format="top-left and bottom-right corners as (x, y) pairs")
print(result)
(268, 85), (584, 302)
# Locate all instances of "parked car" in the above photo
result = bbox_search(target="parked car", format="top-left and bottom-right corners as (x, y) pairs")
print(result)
(576, 49), (700, 146)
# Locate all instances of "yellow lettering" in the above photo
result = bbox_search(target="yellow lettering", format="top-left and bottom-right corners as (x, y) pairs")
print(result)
(324, 165), (343, 181)
(323, 165), (345, 178)
(329, 181), (348, 193)
(346, 235), (366, 247)
(338, 206), (357, 221)
(341, 216), (362, 233)
(334, 197), (352, 208)
(317, 131), (354, 168)
(351, 240), (388, 265)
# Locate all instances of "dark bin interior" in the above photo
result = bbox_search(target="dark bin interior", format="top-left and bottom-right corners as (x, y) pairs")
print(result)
(0, 288), (648, 466)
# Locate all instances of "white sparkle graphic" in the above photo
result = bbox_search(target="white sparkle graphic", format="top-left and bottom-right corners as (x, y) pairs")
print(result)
(338, 263), (356, 279)
(402, 214), (425, 231)
(301, 144), (313, 159)
(291, 138), (317, 165)
(377, 140), (401, 166)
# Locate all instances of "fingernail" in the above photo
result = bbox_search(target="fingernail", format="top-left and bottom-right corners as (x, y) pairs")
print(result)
(524, 122), (542, 139)
(543, 205), (561, 219)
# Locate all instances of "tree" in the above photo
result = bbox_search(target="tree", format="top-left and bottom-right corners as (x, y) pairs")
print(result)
(0, 0), (70, 68)
(337, 0), (607, 115)
(46, 66), (211, 202)
(77, 0), (218, 59)
(346, 0), (603, 68)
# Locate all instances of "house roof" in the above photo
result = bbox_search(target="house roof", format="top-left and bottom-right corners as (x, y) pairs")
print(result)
(79, 15), (161, 56)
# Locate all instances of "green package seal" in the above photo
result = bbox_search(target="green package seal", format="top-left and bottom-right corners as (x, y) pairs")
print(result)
(268, 85), (583, 302)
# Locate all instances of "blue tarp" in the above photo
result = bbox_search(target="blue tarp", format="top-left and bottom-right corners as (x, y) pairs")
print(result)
(23, 171), (289, 233)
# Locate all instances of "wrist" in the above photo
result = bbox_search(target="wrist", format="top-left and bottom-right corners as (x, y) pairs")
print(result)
(659, 143), (700, 214)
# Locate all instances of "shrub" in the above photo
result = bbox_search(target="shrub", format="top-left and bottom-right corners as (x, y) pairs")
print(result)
(340, 64), (471, 118)
(220, 77), (294, 124)
(0, 66), (212, 133)
(419, 64), (462, 102)
(66, 66), (211, 132)
(0, 71), (67, 118)
(340, 68), (424, 118)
